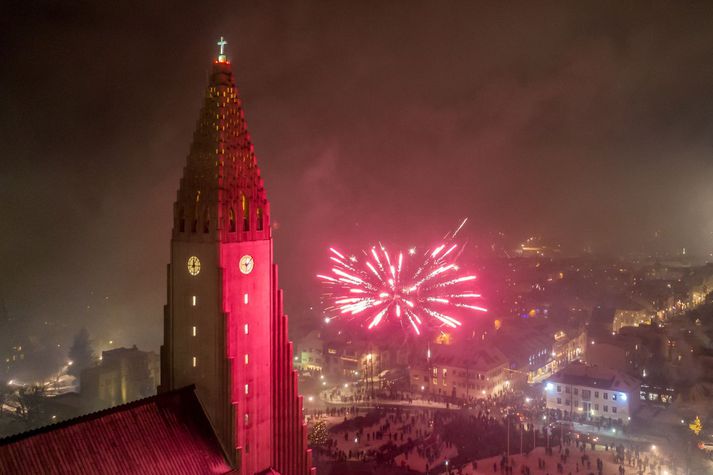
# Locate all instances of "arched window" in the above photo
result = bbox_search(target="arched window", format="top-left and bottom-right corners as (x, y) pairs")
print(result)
(178, 207), (186, 233)
(229, 207), (236, 232)
(241, 194), (249, 232)
(203, 209), (210, 233)
(256, 207), (263, 231)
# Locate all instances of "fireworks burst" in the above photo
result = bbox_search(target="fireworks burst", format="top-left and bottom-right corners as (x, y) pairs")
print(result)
(317, 220), (486, 335)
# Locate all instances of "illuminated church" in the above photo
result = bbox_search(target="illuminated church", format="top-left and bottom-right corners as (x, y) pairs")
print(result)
(0, 39), (314, 475)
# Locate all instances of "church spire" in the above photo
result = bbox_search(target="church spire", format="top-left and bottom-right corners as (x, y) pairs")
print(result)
(173, 38), (270, 243)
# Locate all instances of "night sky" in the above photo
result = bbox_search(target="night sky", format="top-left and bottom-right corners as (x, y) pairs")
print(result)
(2, 1), (713, 351)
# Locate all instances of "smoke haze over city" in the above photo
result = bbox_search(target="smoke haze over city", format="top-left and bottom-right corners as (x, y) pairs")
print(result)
(2, 0), (713, 351)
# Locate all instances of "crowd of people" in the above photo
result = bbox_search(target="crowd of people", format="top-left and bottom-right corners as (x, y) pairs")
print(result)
(308, 388), (680, 475)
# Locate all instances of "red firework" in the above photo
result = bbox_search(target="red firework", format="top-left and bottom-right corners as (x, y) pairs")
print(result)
(317, 220), (486, 335)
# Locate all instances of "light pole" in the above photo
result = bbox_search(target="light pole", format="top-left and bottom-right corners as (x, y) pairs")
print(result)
(545, 416), (550, 449)
(532, 417), (536, 451)
(506, 411), (511, 460)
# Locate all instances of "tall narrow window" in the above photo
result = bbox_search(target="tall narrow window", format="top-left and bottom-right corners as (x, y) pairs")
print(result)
(244, 293), (249, 304)
(179, 207), (186, 232)
(192, 356), (197, 367)
(229, 207), (236, 232)
(192, 326), (197, 336)
(244, 384), (249, 395)
(192, 296), (197, 306)
(192, 192), (200, 233)
(244, 354), (249, 364)
(256, 207), (263, 231)
(241, 194), (249, 231)
(244, 324), (249, 335)
(203, 209), (210, 233)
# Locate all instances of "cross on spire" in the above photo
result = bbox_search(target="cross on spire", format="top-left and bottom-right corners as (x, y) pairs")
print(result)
(217, 36), (228, 62)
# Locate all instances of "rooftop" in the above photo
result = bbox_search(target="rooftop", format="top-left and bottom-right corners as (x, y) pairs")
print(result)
(0, 385), (232, 475)
(548, 362), (639, 393)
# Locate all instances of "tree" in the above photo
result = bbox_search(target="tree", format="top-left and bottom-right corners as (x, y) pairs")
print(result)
(68, 327), (97, 378)
(689, 416), (703, 436)
(308, 419), (329, 448)
(15, 384), (50, 429)
(0, 381), (12, 416)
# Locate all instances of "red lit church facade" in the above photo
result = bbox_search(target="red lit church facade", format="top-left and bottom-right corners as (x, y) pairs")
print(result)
(0, 42), (314, 475)
(159, 48), (314, 474)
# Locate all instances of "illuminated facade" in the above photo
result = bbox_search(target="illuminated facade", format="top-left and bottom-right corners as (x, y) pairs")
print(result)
(544, 362), (639, 425)
(81, 346), (159, 411)
(410, 345), (509, 400)
(160, 43), (313, 474)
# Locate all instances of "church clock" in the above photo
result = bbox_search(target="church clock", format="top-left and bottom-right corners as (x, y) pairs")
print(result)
(187, 256), (201, 276)
(239, 255), (254, 275)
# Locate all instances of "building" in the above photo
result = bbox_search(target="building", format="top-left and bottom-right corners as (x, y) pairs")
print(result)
(0, 39), (314, 475)
(494, 321), (585, 384)
(410, 344), (509, 400)
(295, 330), (325, 373)
(544, 362), (640, 425)
(315, 329), (408, 379)
(585, 332), (649, 376)
(0, 386), (231, 474)
(612, 306), (652, 333)
(80, 346), (159, 411)
(159, 42), (312, 474)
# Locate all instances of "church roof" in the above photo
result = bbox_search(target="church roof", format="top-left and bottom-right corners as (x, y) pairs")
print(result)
(0, 385), (233, 475)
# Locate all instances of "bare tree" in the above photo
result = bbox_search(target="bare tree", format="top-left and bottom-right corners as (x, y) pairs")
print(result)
(68, 327), (97, 378)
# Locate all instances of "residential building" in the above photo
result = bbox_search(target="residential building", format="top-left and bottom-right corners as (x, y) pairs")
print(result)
(410, 345), (508, 400)
(545, 362), (640, 425)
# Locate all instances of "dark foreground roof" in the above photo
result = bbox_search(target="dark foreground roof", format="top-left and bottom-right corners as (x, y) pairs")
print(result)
(0, 385), (232, 475)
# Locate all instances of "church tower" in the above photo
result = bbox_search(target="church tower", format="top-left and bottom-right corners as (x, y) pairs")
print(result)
(160, 38), (314, 475)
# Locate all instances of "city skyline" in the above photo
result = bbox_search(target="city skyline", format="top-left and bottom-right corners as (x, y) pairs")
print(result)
(2, 1), (713, 352)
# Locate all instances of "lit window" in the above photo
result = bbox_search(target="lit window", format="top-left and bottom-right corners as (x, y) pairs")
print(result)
(244, 324), (248, 335)
(192, 326), (197, 336)
(192, 296), (197, 306)
(244, 293), (248, 304)
(192, 356), (197, 367)
(244, 354), (249, 364)
(244, 384), (249, 395)
(244, 413), (249, 426)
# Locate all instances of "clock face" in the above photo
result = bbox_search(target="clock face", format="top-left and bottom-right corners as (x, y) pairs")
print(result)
(239, 255), (254, 275)
(187, 256), (201, 276)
